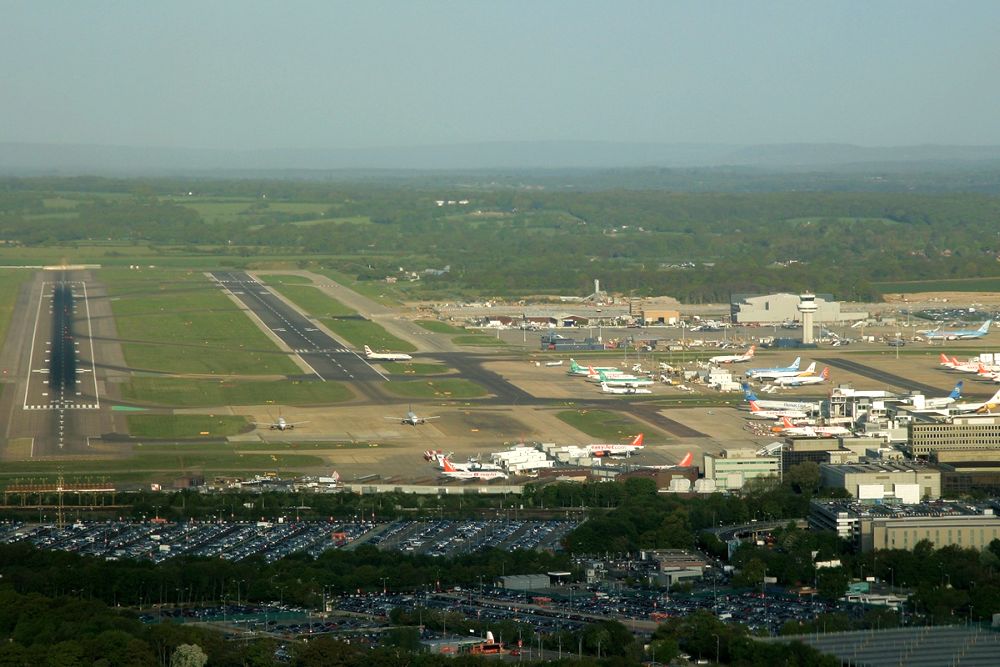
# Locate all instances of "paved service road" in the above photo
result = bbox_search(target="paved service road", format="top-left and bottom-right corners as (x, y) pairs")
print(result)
(211, 271), (386, 383)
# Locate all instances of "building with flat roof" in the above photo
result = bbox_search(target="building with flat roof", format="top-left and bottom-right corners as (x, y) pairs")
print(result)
(819, 462), (941, 500)
(907, 414), (1000, 457)
(704, 449), (781, 490)
(731, 293), (867, 325)
(810, 499), (1000, 552)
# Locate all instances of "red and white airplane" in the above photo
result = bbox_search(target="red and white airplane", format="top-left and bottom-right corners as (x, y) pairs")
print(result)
(940, 354), (980, 373)
(440, 457), (508, 480)
(636, 452), (695, 470)
(709, 345), (755, 365)
(584, 433), (647, 457)
(747, 401), (810, 420)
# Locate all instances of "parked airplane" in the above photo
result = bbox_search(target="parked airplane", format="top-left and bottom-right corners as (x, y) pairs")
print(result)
(741, 383), (821, 413)
(585, 433), (646, 457)
(568, 359), (620, 376)
(904, 381), (963, 409)
(771, 366), (831, 387)
(600, 381), (652, 395)
(545, 360), (564, 367)
(425, 451), (502, 472)
(943, 387), (1000, 414)
(594, 371), (654, 387)
(924, 320), (992, 341)
(750, 360), (814, 382)
(745, 356), (801, 379)
(778, 417), (852, 438)
(586, 367), (641, 383)
(636, 452), (695, 470)
(747, 401), (810, 420)
(386, 407), (440, 425)
(254, 416), (308, 431)
(709, 345), (755, 365)
(364, 345), (412, 361)
(440, 457), (508, 480)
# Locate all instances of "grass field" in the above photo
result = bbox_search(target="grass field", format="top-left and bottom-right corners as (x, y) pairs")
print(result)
(0, 270), (31, 349)
(121, 377), (354, 407)
(317, 269), (402, 306)
(415, 320), (465, 334)
(269, 283), (357, 317)
(784, 217), (900, 226)
(324, 317), (417, 352)
(555, 409), (648, 441)
(126, 414), (251, 439)
(874, 277), (1000, 293)
(382, 361), (451, 375)
(385, 378), (488, 399)
(100, 268), (301, 375)
(452, 334), (507, 347)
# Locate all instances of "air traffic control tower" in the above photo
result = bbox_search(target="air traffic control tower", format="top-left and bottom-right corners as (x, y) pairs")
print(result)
(798, 292), (817, 344)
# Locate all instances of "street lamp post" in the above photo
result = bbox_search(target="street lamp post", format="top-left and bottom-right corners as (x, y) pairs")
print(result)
(713, 633), (720, 665)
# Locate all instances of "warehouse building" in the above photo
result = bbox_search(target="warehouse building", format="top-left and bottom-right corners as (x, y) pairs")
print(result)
(819, 462), (941, 500)
(731, 292), (867, 324)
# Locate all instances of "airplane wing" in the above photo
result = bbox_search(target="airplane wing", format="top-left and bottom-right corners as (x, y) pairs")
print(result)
(423, 416), (441, 421)
(286, 421), (309, 426)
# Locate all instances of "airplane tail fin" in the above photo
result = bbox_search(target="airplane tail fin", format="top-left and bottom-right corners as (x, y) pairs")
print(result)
(951, 356), (962, 366)
(742, 382), (758, 402)
(821, 367), (830, 380)
(790, 356), (801, 370)
(749, 400), (761, 412)
(949, 381), (963, 400)
(803, 362), (816, 375)
(781, 416), (794, 429)
(746, 345), (755, 357)
(364, 345), (374, 355)
(939, 353), (951, 365)
(677, 452), (693, 467)
(631, 433), (644, 447)
(981, 320), (992, 333)
(442, 458), (457, 473)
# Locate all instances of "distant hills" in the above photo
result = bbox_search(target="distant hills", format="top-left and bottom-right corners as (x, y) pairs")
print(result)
(3, 140), (1000, 175)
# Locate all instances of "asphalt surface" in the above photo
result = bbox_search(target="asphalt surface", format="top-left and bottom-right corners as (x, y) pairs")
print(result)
(815, 357), (945, 396)
(211, 271), (386, 384)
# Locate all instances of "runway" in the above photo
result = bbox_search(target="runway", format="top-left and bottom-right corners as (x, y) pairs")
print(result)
(211, 271), (386, 384)
(2, 271), (115, 455)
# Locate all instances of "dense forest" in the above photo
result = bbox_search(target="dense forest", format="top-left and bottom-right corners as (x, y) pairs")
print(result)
(2, 176), (999, 302)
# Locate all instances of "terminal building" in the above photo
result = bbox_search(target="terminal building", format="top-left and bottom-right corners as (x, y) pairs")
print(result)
(907, 414), (1000, 457)
(730, 292), (868, 325)
(810, 500), (1000, 552)
(819, 462), (941, 501)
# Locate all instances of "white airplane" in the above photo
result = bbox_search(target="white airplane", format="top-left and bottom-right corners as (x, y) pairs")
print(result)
(771, 366), (831, 387)
(740, 384), (821, 413)
(363, 345), (412, 361)
(940, 354), (982, 373)
(904, 382), (963, 409)
(585, 365), (639, 382)
(778, 417), (852, 438)
(568, 359), (619, 376)
(254, 415), (308, 431)
(746, 356), (801, 379)
(425, 451), (502, 472)
(635, 451), (695, 470)
(584, 433), (646, 457)
(709, 345), (755, 365)
(977, 365), (1000, 383)
(600, 381), (652, 395)
(751, 361), (815, 382)
(923, 320), (992, 341)
(747, 401), (810, 420)
(440, 457), (508, 480)
(944, 387), (1000, 414)
(386, 408), (440, 425)
(592, 370), (654, 387)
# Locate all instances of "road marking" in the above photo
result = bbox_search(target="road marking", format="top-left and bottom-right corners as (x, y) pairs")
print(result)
(79, 281), (101, 408)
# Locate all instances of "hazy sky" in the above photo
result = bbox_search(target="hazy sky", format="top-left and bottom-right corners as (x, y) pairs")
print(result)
(3, 0), (1000, 150)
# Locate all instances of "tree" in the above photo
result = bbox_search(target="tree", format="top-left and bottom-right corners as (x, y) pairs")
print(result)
(170, 644), (207, 667)
(816, 568), (849, 601)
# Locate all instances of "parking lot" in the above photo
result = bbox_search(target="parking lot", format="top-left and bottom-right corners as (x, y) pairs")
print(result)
(0, 519), (575, 563)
